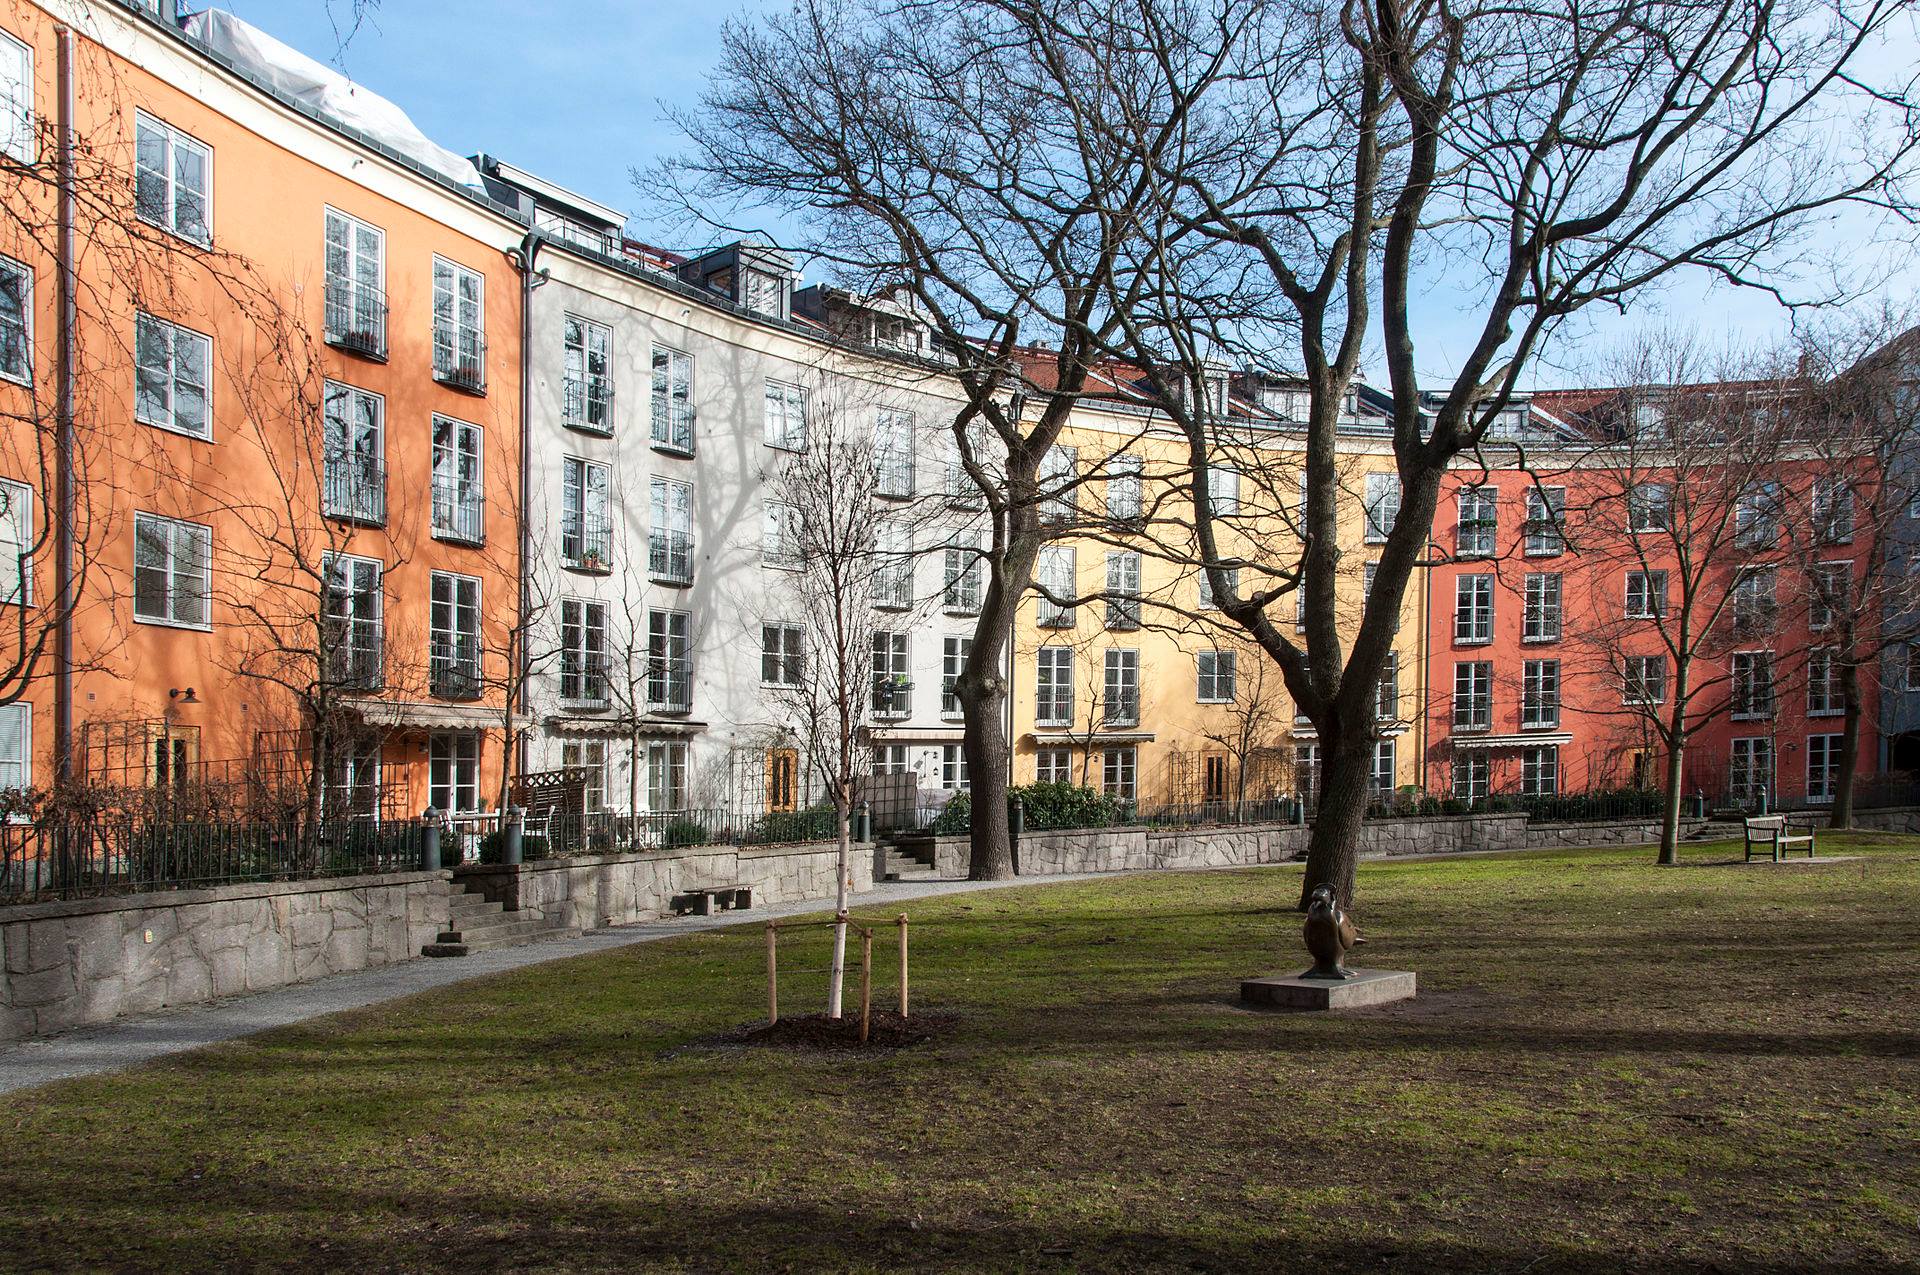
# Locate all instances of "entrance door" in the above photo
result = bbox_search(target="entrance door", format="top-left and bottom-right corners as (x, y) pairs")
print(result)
(767, 748), (799, 813)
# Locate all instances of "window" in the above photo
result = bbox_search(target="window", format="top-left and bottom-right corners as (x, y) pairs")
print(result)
(1807, 646), (1842, 716)
(646, 609), (692, 712)
(1807, 734), (1843, 805)
(431, 257), (485, 392)
(559, 599), (608, 705)
(321, 553), (382, 691)
(1364, 473), (1400, 542)
(1295, 743), (1321, 805)
(0, 29), (31, 163)
(1199, 567), (1240, 611)
(1812, 477), (1854, 544)
(322, 381), (385, 525)
(1370, 739), (1396, 798)
(429, 572), (481, 699)
(762, 623), (805, 687)
(1103, 649), (1140, 725)
(1522, 659), (1560, 729)
(940, 745), (969, 792)
(871, 744), (910, 774)
(740, 265), (785, 318)
(761, 500), (802, 569)
(1102, 746), (1137, 801)
(1375, 652), (1399, 721)
(561, 740), (607, 814)
(562, 314), (613, 433)
(1456, 486), (1497, 558)
(648, 741), (688, 813)
(132, 513), (211, 628)
(134, 112), (210, 244)
(649, 477), (694, 583)
(944, 426), (989, 509)
(944, 539), (983, 614)
(1105, 552), (1141, 629)
(1040, 445), (1078, 523)
(1810, 562), (1850, 631)
(1732, 566), (1776, 635)
(1106, 454), (1142, 523)
(428, 733), (480, 813)
(650, 346), (694, 452)
(0, 479), (31, 607)
(0, 254), (29, 383)
(1197, 650), (1236, 704)
(1208, 464), (1241, 517)
(1625, 570), (1668, 619)
(1453, 751), (1489, 802)
(871, 631), (910, 717)
(1453, 661), (1492, 732)
(1524, 486), (1566, 555)
(874, 408), (915, 497)
(941, 636), (971, 718)
(1523, 573), (1562, 642)
(1624, 655), (1667, 705)
(1730, 737), (1773, 806)
(1522, 746), (1559, 796)
(431, 416), (485, 544)
(872, 523), (914, 609)
(1628, 483), (1671, 533)
(1454, 574), (1493, 644)
(562, 457), (611, 571)
(323, 736), (380, 819)
(1035, 647), (1074, 727)
(1035, 748), (1073, 785)
(764, 379), (808, 451)
(1735, 482), (1783, 549)
(1036, 545), (1075, 627)
(323, 208), (385, 357)
(133, 312), (211, 439)
(1731, 651), (1775, 720)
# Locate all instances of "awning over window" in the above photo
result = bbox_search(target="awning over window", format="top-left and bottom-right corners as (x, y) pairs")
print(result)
(1450, 732), (1573, 750)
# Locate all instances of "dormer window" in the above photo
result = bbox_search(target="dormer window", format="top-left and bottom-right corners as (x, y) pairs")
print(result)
(741, 266), (784, 318)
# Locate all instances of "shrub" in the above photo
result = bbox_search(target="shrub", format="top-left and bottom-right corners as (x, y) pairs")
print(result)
(934, 783), (1131, 836)
(752, 807), (838, 845)
(661, 818), (709, 848)
(476, 829), (553, 864)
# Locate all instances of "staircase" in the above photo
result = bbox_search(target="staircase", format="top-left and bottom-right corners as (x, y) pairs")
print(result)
(879, 837), (939, 884)
(422, 883), (579, 957)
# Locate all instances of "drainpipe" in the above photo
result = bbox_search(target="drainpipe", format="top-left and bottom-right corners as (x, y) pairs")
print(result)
(505, 231), (546, 795)
(52, 28), (77, 788)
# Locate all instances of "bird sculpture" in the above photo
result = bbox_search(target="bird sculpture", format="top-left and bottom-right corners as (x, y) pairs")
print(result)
(1301, 884), (1360, 980)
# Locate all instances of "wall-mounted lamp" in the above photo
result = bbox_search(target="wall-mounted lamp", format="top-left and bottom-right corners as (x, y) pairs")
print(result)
(168, 687), (198, 704)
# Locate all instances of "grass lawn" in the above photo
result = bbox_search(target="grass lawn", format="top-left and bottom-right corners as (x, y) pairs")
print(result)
(5, 837), (1919, 1273)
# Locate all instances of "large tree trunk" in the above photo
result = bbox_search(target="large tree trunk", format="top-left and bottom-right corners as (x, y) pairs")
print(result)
(1658, 738), (1686, 865)
(1298, 731), (1370, 909)
(1832, 662), (1862, 830)
(959, 685), (1015, 880)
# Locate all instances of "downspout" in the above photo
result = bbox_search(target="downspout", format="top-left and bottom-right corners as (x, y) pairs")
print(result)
(52, 28), (76, 788)
(506, 230), (546, 793)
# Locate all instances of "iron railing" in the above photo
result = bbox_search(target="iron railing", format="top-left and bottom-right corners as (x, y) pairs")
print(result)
(564, 511), (613, 572)
(324, 625), (383, 692)
(563, 374), (614, 434)
(432, 326), (487, 393)
(649, 530), (694, 583)
(432, 479), (486, 545)
(324, 278), (388, 360)
(560, 651), (610, 708)
(430, 639), (483, 700)
(322, 451), (386, 525)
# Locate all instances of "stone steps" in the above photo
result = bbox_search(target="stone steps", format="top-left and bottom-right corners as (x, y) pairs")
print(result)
(880, 847), (939, 883)
(423, 884), (576, 957)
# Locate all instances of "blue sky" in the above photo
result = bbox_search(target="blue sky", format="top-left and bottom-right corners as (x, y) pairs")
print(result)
(218, 1), (1915, 387)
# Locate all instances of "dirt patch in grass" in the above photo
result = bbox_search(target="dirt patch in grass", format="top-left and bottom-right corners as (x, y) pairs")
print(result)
(697, 1009), (959, 1053)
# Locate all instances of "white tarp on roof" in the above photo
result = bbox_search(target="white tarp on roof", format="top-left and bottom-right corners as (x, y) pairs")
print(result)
(181, 10), (485, 192)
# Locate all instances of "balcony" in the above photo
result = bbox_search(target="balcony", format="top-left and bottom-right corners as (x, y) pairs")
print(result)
(647, 660), (693, 714)
(432, 326), (487, 395)
(871, 679), (913, 720)
(564, 511), (613, 573)
(323, 452), (386, 526)
(430, 639), (483, 701)
(563, 375), (615, 435)
(324, 279), (388, 361)
(560, 652), (610, 710)
(1105, 597), (1141, 631)
(1453, 698), (1492, 732)
(649, 530), (694, 584)
(1103, 694), (1140, 728)
(324, 625), (383, 692)
(431, 479), (485, 546)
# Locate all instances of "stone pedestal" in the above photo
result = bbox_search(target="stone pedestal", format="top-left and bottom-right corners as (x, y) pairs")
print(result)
(1240, 968), (1416, 1010)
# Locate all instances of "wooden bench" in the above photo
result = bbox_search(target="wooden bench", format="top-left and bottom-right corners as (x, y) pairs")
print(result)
(676, 883), (753, 916)
(1744, 814), (1817, 862)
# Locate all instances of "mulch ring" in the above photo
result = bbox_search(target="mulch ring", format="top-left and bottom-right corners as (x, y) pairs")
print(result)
(696, 1010), (959, 1054)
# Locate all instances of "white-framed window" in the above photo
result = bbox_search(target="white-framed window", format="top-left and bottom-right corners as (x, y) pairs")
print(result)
(1375, 651), (1399, 721)
(940, 744), (969, 792)
(0, 701), (32, 793)
(944, 538), (983, 614)
(322, 381), (385, 525)
(1207, 464), (1241, 518)
(431, 256), (486, 391)
(428, 732), (481, 813)
(1106, 453), (1142, 523)
(1734, 481), (1783, 549)
(0, 29), (32, 164)
(1197, 649), (1236, 704)
(1522, 745), (1559, 796)
(649, 477), (695, 584)
(764, 379), (808, 451)
(134, 111), (211, 245)
(132, 512), (211, 629)
(562, 313), (614, 433)
(1103, 649), (1140, 725)
(561, 740), (608, 813)
(323, 207), (385, 356)
(1524, 486), (1566, 555)
(0, 254), (30, 384)
(1625, 570), (1668, 619)
(1363, 473), (1400, 543)
(429, 572), (482, 699)
(871, 745), (910, 775)
(1732, 566), (1777, 635)
(1730, 736), (1773, 806)
(647, 740), (688, 813)
(761, 623), (804, 687)
(646, 609), (693, 712)
(1731, 651), (1775, 720)
(1036, 545), (1075, 627)
(1035, 747), (1073, 785)
(761, 499), (803, 569)
(1522, 659), (1560, 729)
(559, 598), (609, 705)
(1628, 482), (1671, 533)
(320, 552), (383, 690)
(1807, 733), (1843, 805)
(1523, 573), (1561, 642)
(1370, 739), (1396, 797)
(874, 408), (916, 497)
(0, 478), (30, 606)
(1454, 574), (1493, 644)
(1812, 477), (1854, 544)
(943, 424), (990, 510)
(1453, 751), (1490, 802)
(1624, 655), (1667, 705)
(1456, 485), (1496, 558)
(1295, 742), (1321, 805)
(431, 416), (485, 544)
(941, 635), (971, 718)
(1102, 746), (1136, 801)
(133, 312), (211, 439)
(562, 456), (611, 571)
(1035, 647), (1073, 727)
(1040, 444), (1078, 524)
(1199, 566), (1240, 612)
(1453, 661), (1492, 731)
(1809, 561), (1850, 631)
(1806, 646), (1842, 716)
(870, 630), (910, 717)
(1105, 551), (1141, 629)
(872, 522), (914, 609)
(650, 345), (694, 452)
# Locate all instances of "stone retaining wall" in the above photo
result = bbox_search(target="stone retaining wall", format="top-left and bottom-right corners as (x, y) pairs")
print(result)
(1840, 806), (1920, 834)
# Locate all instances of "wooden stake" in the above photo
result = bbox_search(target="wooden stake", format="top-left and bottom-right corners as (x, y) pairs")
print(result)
(897, 913), (909, 1018)
(766, 920), (778, 1025)
(859, 927), (873, 1045)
